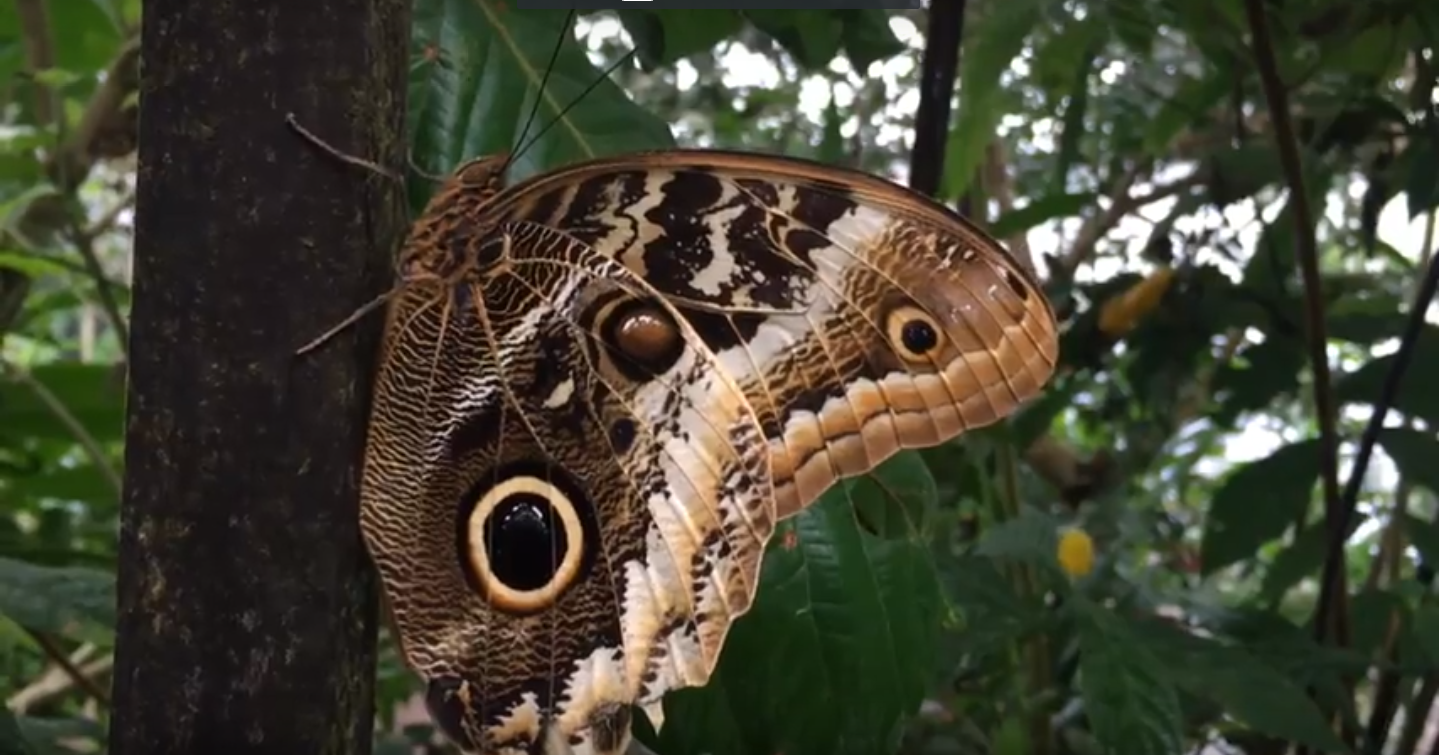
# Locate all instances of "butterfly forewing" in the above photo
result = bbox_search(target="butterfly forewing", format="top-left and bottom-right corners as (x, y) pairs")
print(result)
(484, 151), (1059, 515)
(359, 151), (1058, 755)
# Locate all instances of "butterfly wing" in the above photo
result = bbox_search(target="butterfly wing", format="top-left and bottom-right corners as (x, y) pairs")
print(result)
(360, 151), (1059, 755)
(363, 210), (775, 755)
(487, 149), (1060, 516)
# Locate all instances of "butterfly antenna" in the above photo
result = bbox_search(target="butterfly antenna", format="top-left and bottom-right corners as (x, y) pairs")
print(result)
(511, 47), (637, 163)
(293, 285), (401, 355)
(502, 8), (577, 178)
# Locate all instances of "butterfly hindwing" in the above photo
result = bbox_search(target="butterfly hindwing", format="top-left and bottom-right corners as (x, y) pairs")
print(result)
(359, 151), (1058, 755)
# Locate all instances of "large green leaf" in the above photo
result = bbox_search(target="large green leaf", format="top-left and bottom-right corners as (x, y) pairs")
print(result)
(1336, 325), (1439, 426)
(1377, 427), (1439, 499)
(0, 556), (115, 638)
(941, 0), (1040, 201)
(742, 11), (904, 71)
(644, 456), (942, 755)
(407, 0), (675, 204)
(618, 10), (743, 68)
(1133, 617), (1347, 753)
(0, 709), (35, 755)
(1143, 65), (1231, 152)
(1200, 439), (1320, 575)
(1401, 512), (1439, 567)
(12, 718), (103, 755)
(1258, 523), (1329, 603)
(1073, 598), (1185, 755)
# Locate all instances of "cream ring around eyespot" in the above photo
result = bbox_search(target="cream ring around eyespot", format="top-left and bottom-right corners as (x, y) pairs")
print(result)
(464, 474), (586, 614)
(884, 303), (945, 363)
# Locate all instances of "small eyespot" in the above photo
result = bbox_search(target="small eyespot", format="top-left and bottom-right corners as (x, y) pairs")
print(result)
(1001, 267), (1030, 300)
(609, 418), (637, 454)
(885, 304), (944, 362)
(599, 299), (684, 380)
(462, 474), (586, 614)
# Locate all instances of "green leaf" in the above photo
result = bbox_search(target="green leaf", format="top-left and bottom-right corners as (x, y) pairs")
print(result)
(1335, 325), (1439, 426)
(1135, 618), (1348, 753)
(0, 709), (35, 755)
(990, 192), (1095, 238)
(847, 451), (937, 540)
(836, 10), (905, 71)
(1144, 67), (1230, 152)
(646, 485), (942, 755)
(1349, 589), (1405, 658)
(1378, 427), (1439, 499)
(618, 10), (741, 69)
(974, 508), (1062, 576)
(817, 94), (845, 167)
(1200, 439), (1320, 575)
(745, 11), (843, 70)
(1212, 334), (1306, 419)
(1259, 524), (1329, 603)
(941, 0), (1039, 201)
(1411, 605), (1439, 668)
(0, 364), (125, 443)
(1401, 513), (1439, 567)
(1073, 599), (1185, 755)
(0, 556), (115, 637)
(4, 463), (118, 506)
(1404, 137), (1439, 218)
(942, 555), (1050, 656)
(1207, 143), (1287, 206)
(407, 0), (675, 205)
(0, 252), (70, 279)
(13, 717), (103, 755)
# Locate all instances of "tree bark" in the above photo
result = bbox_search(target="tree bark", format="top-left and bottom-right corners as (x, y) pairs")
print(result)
(111, 1), (410, 753)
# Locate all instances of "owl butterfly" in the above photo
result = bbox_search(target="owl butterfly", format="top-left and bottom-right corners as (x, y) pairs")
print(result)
(307, 21), (1059, 755)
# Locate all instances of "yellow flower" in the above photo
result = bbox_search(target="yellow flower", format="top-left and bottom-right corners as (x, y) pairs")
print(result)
(1057, 528), (1095, 578)
(1098, 266), (1176, 338)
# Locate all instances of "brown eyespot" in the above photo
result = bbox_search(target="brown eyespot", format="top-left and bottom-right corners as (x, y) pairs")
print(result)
(885, 304), (944, 362)
(599, 298), (684, 380)
(460, 471), (586, 614)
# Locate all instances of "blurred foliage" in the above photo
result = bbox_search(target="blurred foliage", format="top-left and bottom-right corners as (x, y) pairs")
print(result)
(2, 1), (1438, 754)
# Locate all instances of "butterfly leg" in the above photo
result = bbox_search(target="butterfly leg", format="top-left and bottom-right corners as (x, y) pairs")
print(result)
(284, 112), (447, 185)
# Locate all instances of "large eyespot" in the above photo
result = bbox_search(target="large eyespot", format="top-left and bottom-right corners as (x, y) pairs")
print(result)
(885, 304), (945, 363)
(597, 298), (684, 380)
(461, 472), (587, 614)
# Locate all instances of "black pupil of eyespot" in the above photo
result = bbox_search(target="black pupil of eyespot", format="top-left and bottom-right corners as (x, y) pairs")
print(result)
(609, 418), (637, 454)
(484, 494), (566, 591)
(901, 319), (939, 354)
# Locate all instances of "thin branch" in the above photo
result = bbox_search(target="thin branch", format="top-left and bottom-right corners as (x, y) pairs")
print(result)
(68, 218), (130, 354)
(8, 645), (113, 713)
(908, 0), (965, 197)
(1057, 168), (1201, 279)
(14, 0), (57, 128)
(1321, 251), (1439, 583)
(82, 190), (135, 240)
(3, 363), (123, 495)
(1242, 0), (1346, 648)
(22, 628), (111, 708)
(51, 36), (139, 191)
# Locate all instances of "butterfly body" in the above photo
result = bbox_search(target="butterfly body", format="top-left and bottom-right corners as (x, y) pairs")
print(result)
(359, 150), (1059, 755)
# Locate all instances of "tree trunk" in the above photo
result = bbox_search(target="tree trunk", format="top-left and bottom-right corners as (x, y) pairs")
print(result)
(111, 1), (410, 752)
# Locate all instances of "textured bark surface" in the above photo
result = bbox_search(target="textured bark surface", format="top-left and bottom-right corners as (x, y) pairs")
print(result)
(111, 1), (410, 752)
